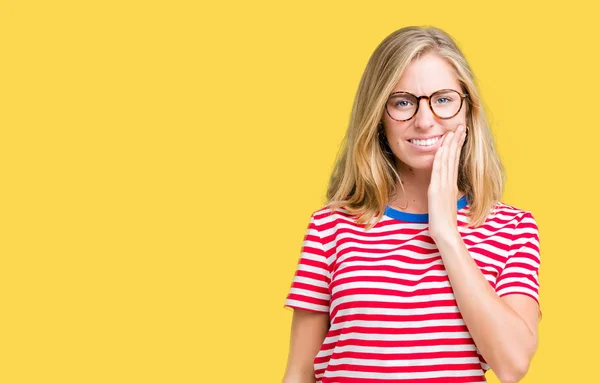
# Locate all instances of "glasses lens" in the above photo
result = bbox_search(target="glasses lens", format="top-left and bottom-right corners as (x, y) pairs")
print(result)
(386, 93), (418, 121)
(431, 90), (462, 118)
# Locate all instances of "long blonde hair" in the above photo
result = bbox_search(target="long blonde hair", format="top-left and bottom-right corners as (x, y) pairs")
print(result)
(326, 26), (504, 230)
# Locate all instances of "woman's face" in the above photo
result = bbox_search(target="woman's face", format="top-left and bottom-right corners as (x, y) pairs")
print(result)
(381, 52), (467, 171)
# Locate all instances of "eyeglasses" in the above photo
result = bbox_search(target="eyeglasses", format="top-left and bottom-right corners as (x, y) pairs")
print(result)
(385, 88), (468, 121)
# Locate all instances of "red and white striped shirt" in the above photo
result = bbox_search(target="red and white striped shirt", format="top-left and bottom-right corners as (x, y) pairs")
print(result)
(284, 195), (541, 383)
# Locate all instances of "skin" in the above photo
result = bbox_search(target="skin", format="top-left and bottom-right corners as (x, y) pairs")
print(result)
(382, 52), (540, 383)
(283, 52), (540, 383)
(282, 309), (328, 383)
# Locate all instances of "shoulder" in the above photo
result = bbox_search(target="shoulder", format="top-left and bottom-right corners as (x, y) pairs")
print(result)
(487, 201), (538, 228)
(486, 202), (540, 248)
(307, 202), (391, 242)
(462, 201), (539, 244)
(309, 203), (359, 227)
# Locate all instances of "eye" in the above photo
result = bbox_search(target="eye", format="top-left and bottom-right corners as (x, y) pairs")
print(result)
(396, 100), (411, 107)
(436, 97), (451, 104)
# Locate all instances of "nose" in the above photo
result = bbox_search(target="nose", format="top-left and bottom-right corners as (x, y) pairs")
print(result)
(413, 98), (435, 130)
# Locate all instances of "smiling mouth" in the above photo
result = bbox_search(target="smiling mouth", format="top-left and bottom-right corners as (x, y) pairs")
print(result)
(408, 136), (442, 147)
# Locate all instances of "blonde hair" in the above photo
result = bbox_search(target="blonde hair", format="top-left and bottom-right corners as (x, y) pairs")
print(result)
(326, 26), (504, 230)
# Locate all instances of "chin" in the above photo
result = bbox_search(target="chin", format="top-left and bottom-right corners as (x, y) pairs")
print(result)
(398, 156), (434, 171)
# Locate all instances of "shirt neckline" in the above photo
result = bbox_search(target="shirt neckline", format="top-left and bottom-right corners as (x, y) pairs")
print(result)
(384, 194), (469, 223)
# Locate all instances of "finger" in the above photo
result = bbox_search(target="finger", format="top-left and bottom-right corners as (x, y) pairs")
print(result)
(436, 133), (447, 149)
(441, 131), (454, 187)
(449, 125), (464, 185)
(454, 126), (466, 182)
(447, 128), (460, 185)
(431, 143), (443, 191)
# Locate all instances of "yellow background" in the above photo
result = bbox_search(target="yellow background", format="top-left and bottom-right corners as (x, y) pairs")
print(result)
(0, 1), (597, 382)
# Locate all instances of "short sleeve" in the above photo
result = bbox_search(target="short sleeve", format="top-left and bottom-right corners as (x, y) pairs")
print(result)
(494, 211), (541, 313)
(283, 212), (331, 313)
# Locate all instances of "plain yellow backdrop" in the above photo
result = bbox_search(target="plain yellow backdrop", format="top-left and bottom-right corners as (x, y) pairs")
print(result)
(1, 0), (598, 382)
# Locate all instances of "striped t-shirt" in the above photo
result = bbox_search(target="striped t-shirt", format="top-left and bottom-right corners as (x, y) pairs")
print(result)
(284, 195), (541, 383)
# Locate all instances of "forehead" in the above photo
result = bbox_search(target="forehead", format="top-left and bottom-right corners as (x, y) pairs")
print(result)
(393, 52), (461, 94)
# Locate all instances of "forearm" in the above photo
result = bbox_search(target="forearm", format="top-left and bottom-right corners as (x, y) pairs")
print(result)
(282, 371), (316, 383)
(435, 232), (537, 382)
(282, 309), (328, 383)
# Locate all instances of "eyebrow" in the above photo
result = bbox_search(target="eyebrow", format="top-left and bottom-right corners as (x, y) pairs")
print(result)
(391, 88), (459, 96)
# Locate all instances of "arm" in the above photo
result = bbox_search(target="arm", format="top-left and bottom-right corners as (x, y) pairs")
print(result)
(427, 126), (540, 383)
(435, 233), (539, 383)
(282, 308), (329, 383)
(283, 210), (332, 382)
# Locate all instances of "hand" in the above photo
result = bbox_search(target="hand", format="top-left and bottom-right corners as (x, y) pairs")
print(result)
(428, 124), (467, 242)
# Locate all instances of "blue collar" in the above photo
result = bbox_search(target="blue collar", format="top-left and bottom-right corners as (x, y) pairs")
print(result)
(384, 194), (469, 223)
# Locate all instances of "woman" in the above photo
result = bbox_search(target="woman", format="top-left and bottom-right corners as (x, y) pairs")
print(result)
(282, 26), (541, 383)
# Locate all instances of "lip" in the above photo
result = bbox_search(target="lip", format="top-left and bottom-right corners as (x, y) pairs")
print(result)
(408, 134), (443, 140)
(407, 135), (443, 152)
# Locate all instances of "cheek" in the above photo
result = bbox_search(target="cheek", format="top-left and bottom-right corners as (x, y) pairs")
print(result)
(449, 110), (467, 128)
(460, 108), (468, 123)
(384, 128), (409, 146)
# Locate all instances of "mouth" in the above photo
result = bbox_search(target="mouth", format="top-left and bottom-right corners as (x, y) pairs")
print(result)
(407, 135), (443, 150)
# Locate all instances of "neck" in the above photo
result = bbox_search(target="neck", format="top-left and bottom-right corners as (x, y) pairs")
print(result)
(388, 163), (463, 214)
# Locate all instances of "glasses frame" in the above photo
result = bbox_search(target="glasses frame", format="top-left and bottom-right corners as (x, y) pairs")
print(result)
(384, 88), (469, 122)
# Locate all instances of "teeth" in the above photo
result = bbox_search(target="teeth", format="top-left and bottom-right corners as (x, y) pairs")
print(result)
(410, 137), (440, 146)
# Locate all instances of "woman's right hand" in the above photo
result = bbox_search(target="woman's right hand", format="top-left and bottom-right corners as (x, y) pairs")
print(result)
(282, 308), (329, 383)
